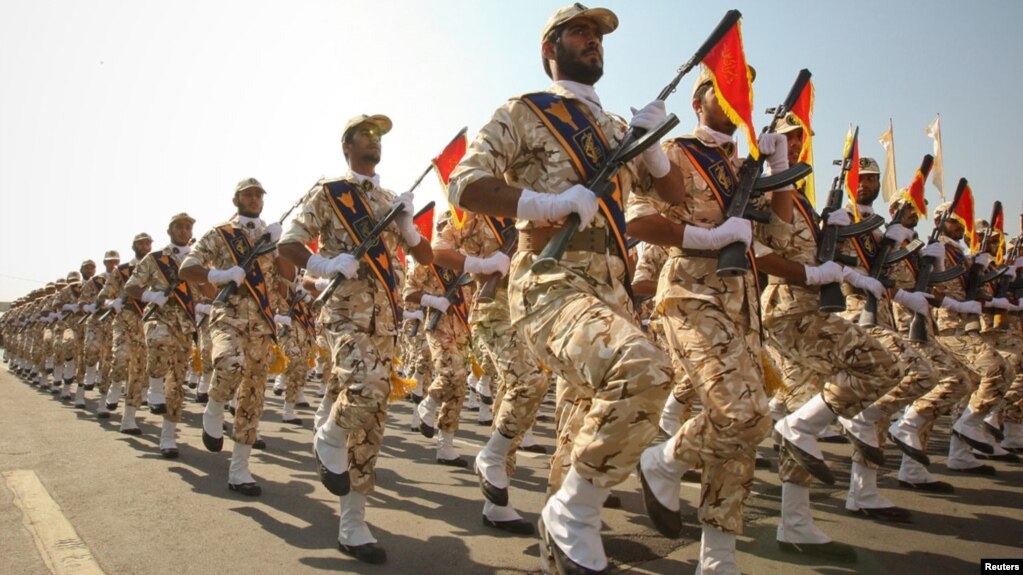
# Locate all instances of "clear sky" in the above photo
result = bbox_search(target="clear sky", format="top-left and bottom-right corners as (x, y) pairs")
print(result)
(2, 0), (1022, 301)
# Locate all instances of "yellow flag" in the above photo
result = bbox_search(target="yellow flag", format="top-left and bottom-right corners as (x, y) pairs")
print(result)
(879, 119), (898, 203)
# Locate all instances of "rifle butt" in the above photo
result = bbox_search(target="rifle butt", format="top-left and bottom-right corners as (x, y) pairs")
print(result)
(818, 282), (846, 313)
(408, 319), (421, 338)
(214, 282), (237, 305)
(909, 313), (929, 343)
(858, 295), (878, 327)
(477, 274), (501, 303)
(425, 309), (443, 332)
(716, 242), (749, 277)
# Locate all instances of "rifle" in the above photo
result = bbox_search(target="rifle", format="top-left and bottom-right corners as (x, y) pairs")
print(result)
(476, 225), (519, 304)
(964, 201), (1007, 300)
(141, 279), (182, 322)
(908, 178), (969, 342)
(816, 127), (886, 312)
(422, 272), (475, 333)
(277, 286), (309, 340)
(717, 69), (815, 276)
(993, 234), (1021, 328)
(529, 9), (750, 274)
(858, 154), (934, 327)
(95, 295), (129, 322)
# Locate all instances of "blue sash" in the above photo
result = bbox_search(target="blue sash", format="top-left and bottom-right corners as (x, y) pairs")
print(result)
(150, 251), (194, 321)
(428, 265), (469, 330)
(117, 263), (144, 315)
(215, 225), (277, 338)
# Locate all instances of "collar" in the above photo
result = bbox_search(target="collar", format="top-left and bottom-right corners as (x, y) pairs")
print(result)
(236, 215), (263, 231)
(551, 81), (603, 118)
(165, 244), (191, 259)
(347, 170), (380, 191)
(693, 126), (736, 156)
(857, 204), (875, 217)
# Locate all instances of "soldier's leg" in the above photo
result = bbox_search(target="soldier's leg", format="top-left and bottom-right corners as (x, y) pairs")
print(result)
(226, 332), (272, 495)
(416, 316), (469, 463)
(201, 324), (247, 452)
(158, 328), (191, 457)
(938, 332), (1010, 455)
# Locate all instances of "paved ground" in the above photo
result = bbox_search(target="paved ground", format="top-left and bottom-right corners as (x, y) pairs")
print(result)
(1, 364), (1021, 575)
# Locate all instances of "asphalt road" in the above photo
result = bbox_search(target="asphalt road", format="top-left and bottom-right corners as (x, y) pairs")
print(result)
(1, 364), (1021, 575)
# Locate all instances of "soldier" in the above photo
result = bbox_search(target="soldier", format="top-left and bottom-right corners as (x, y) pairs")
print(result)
(54, 270), (86, 401)
(80, 250), (120, 411)
(448, 5), (686, 572)
(101, 233), (153, 429)
(274, 277), (317, 425)
(125, 214), (200, 458)
(180, 177), (288, 496)
(279, 113), (433, 564)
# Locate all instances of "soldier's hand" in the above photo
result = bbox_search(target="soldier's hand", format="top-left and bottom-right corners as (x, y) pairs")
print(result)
(208, 266), (246, 287)
(403, 309), (425, 322)
(894, 289), (933, 315)
(82, 303), (97, 314)
(62, 303), (79, 313)
(195, 303), (213, 316)
(266, 222), (283, 244)
(974, 253), (992, 269)
(104, 299), (124, 313)
(987, 297), (1014, 311)
(141, 290), (169, 307)
(391, 192), (421, 246)
(884, 223), (914, 246)
(757, 133), (789, 176)
(842, 267), (885, 298)
(294, 284), (313, 303)
(940, 296), (981, 315)
(825, 209), (851, 227)
(274, 314), (292, 327)
(420, 294), (451, 313)
(682, 217), (752, 251)
(464, 252), (510, 277)
(517, 186), (599, 230)
(803, 261), (844, 286)
(630, 101), (670, 178)
(306, 253), (359, 280)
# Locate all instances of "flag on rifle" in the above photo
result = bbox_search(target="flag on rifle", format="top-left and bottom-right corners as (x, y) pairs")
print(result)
(842, 126), (862, 221)
(991, 202), (1006, 264)
(925, 114), (946, 201)
(432, 129), (469, 227)
(699, 17), (759, 159)
(879, 120), (898, 203)
(901, 155), (932, 219)
(789, 77), (815, 206)
(949, 181), (977, 252)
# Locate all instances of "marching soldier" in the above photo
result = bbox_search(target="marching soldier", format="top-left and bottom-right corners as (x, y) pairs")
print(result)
(274, 277), (317, 425)
(180, 177), (288, 496)
(279, 113), (433, 564)
(448, 5), (684, 572)
(80, 250), (120, 411)
(125, 214), (200, 458)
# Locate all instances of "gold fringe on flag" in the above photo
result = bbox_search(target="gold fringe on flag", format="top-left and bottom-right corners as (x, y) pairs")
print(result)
(761, 350), (786, 396)
(469, 355), (485, 378)
(191, 346), (202, 373)
(388, 366), (418, 403)
(307, 349), (317, 369)
(268, 344), (289, 375)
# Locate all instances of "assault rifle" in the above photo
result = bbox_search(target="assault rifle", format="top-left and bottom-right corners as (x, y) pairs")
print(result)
(964, 201), (1009, 300)
(476, 225), (519, 304)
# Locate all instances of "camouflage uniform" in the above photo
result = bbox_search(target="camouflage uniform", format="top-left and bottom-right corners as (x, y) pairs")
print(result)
(448, 82), (673, 491)
(101, 261), (148, 410)
(182, 219), (285, 445)
(80, 272), (115, 392)
(125, 245), (198, 423)
(281, 173), (414, 494)
(53, 280), (85, 390)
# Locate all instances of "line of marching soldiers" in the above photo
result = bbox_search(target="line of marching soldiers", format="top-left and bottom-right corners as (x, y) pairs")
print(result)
(4, 5), (1023, 574)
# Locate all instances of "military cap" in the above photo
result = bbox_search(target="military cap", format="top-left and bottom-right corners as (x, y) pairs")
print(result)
(133, 232), (153, 243)
(859, 157), (881, 175)
(235, 177), (266, 195)
(81, 259), (96, 268)
(975, 219), (990, 235)
(541, 3), (618, 41)
(103, 250), (120, 261)
(933, 201), (952, 220)
(692, 64), (756, 100)
(66, 271), (81, 282)
(169, 212), (196, 226)
(342, 114), (392, 142)
(775, 112), (813, 136)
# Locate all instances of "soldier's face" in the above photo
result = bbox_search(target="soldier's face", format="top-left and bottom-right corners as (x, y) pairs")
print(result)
(545, 18), (604, 85)
(233, 188), (265, 217)
(343, 126), (382, 166)
(104, 260), (119, 272)
(694, 88), (736, 135)
(784, 129), (803, 165)
(168, 220), (193, 246)
(942, 218), (964, 241)
(858, 174), (880, 205)
(898, 208), (919, 228)
(81, 264), (95, 279)
(133, 239), (152, 258)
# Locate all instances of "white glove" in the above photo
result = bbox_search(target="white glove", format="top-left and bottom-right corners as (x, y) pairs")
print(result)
(391, 192), (421, 246)
(804, 261), (845, 286)
(517, 186), (599, 230)
(940, 296), (982, 315)
(420, 294), (451, 313)
(682, 217), (752, 251)
(987, 297), (1014, 310)
(313, 277), (330, 292)
(104, 299), (124, 313)
(294, 284), (312, 303)
(207, 266), (246, 286)
(884, 223), (914, 245)
(630, 100), (670, 178)
(265, 222), (283, 244)
(403, 309), (425, 322)
(274, 314), (292, 326)
(463, 252), (511, 277)
(825, 210), (851, 227)
(306, 253), (359, 280)
(82, 303), (97, 314)
(141, 290), (169, 307)
(194, 303), (213, 315)
(62, 303), (79, 313)
(893, 289), (933, 315)
(842, 267), (885, 298)
(758, 133), (789, 176)
(920, 242), (945, 272)
(974, 253), (992, 268)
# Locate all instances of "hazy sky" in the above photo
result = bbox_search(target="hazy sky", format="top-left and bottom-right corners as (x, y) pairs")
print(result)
(2, 0), (1022, 301)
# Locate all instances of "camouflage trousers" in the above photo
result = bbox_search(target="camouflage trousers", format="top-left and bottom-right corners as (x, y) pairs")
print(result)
(902, 335), (978, 452)
(83, 319), (114, 391)
(767, 307), (902, 487)
(110, 311), (147, 408)
(650, 319), (698, 423)
(198, 322), (213, 379)
(425, 312), (470, 434)
(658, 296), (771, 534)
(317, 331), (339, 397)
(38, 327), (55, 373)
(471, 310), (548, 476)
(279, 325), (313, 404)
(981, 329), (1023, 424)
(57, 322), (78, 375)
(143, 320), (192, 422)
(936, 330), (1011, 416)
(514, 280), (672, 491)
(209, 322), (273, 445)
(324, 320), (393, 495)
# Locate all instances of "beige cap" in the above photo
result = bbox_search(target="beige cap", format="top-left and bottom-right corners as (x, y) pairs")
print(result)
(975, 219), (990, 234)
(775, 112), (813, 136)
(858, 157), (881, 175)
(133, 232), (153, 243)
(80, 259), (96, 268)
(103, 250), (120, 261)
(692, 64), (756, 100)
(541, 3), (618, 41)
(933, 201), (952, 220)
(66, 271), (81, 282)
(342, 114), (393, 142)
(169, 212), (196, 226)
(235, 177), (266, 195)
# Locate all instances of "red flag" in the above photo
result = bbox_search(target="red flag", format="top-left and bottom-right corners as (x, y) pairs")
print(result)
(789, 79), (815, 205)
(950, 182), (976, 252)
(414, 203), (435, 244)
(902, 154), (933, 219)
(701, 19), (758, 158)
(306, 239), (319, 254)
(842, 126), (861, 220)
(991, 201), (1005, 264)
(432, 130), (469, 228)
